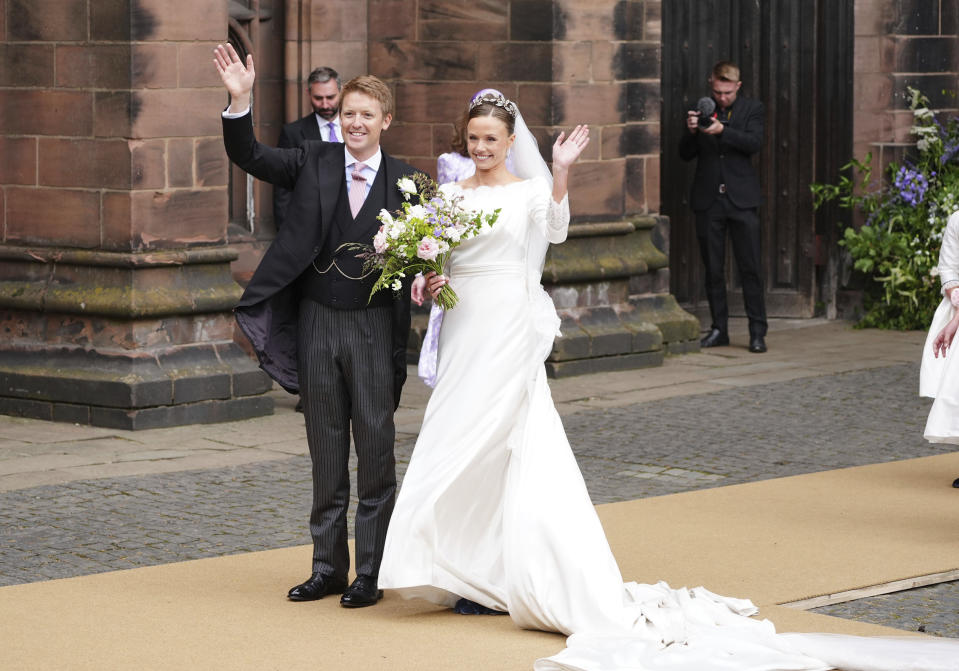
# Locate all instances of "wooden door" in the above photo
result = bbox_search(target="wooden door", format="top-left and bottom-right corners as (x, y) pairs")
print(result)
(661, 0), (854, 319)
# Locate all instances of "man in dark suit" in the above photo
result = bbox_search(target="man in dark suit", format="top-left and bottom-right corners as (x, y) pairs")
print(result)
(214, 44), (416, 608)
(680, 61), (768, 353)
(274, 66), (342, 230)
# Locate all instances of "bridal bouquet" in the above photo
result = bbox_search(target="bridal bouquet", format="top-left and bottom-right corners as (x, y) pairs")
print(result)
(361, 173), (500, 310)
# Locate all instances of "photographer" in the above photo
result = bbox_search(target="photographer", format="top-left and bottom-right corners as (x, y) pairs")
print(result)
(679, 61), (768, 353)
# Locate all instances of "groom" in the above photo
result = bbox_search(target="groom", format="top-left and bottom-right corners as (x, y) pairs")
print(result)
(214, 44), (416, 607)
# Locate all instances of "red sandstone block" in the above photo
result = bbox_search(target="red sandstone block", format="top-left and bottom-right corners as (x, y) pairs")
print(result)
(6, 0), (86, 41)
(305, 40), (367, 83)
(407, 157), (437, 178)
(854, 0), (886, 36)
(568, 160), (625, 220)
(601, 125), (625, 160)
(395, 82), (492, 124)
(852, 110), (893, 145)
(94, 91), (133, 138)
(418, 0), (508, 41)
(645, 157), (660, 213)
(132, 0), (227, 41)
(195, 138), (228, 187)
(2, 90), (94, 136)
(515, 84), (553, 126)
(56, 45), (131, 89)
(131, 89), (224, 138)
(0, 44), (54, 87)
(432, 123), (457, 157)
(381, 123), (434, 158)
(590, 40), (616, 82)
(476, 43), (552, 82)
(132, 43), (179, 89)
(167, 139), (194, 188)
(0, 137), (37, 185)
(0, 188), (4, 235)
(128, 189), (227, 249)
(130, 139), (167, 189)
(370, 41), (476, 81)
(5, 187), (100, 247)
(855, 36), (882, 73)
(853, 73), (892, 110)
(101, 191), (133, 250)
(369, 0), (416, 40)
(557, 0), (615, 41)
(552, 42), (592, 84)
(252, 79), (284, 127)
(645, 1), (662, 42)
(91, 0), (130, 41)
(625, 156), (645, 213)
(0, 0), (5, 40)
(309, 0), (367, 42)
(177, 42), (224, 88)
(38, 138), (132, 189)
(553, 84), (625, 126)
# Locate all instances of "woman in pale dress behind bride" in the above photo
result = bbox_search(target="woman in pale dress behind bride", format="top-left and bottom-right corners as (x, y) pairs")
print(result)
(378, 93), (959, 671)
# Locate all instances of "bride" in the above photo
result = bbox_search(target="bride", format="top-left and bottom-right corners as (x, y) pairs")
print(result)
(377, 93), (959, 671)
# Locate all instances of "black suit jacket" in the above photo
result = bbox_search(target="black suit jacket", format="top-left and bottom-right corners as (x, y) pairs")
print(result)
(678, 96), (764, 211)
(273, 113), (324, 229)
(222, 111), (416, 405)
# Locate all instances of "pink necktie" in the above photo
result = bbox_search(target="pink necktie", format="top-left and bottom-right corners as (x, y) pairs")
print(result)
(349, 163), (367, 218)
(328, 122), (339, 142)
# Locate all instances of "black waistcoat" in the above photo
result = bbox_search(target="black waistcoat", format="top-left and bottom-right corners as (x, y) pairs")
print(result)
(297, 169), (393, 310)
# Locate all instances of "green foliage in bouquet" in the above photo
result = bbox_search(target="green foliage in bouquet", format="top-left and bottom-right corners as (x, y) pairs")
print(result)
(811, 88), (959, 329)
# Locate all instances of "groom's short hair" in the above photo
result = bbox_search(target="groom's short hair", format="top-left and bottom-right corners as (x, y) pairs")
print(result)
(341, 75), (394, 118)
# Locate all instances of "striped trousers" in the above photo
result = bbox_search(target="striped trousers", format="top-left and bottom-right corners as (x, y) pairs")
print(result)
(297, 299), (396, 579)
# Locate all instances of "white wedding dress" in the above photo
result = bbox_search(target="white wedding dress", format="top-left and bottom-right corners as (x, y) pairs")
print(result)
(378, 177), (959, 671)
(920, 210), (959, 443)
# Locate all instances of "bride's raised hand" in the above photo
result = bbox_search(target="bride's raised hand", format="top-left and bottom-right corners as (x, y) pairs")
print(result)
(552, 125), (590, 171)
(213, 44), (255, 105)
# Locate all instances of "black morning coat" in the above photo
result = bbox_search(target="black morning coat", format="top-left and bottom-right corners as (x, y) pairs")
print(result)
(678, 95), (764, 212)
(273, 113), (322, 229)
(222, 111), (417, 407)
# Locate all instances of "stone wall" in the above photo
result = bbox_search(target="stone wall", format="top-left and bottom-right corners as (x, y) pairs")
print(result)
(0, 0), (273, 428)
(853, 0), (959, 171)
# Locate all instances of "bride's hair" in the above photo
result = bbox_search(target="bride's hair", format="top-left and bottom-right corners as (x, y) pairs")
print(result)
(468, 97), (517, 135)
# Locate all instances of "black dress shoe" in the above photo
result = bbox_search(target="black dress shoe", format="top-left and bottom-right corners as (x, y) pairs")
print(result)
(952, 477), (959, 488)
(748, 336), (767, 353)
(700, 328), (729, 348)
(340, 575), (383, 608)
(454, 598), (508, 615)
(294, 397), (303, 413)
(287, 573), (347, 601)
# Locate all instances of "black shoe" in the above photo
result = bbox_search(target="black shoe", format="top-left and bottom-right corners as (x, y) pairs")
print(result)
(287, 573), (347, 601)
(340, 575), (383, 608)
(294, 398), (303, 413)
(953, 477), (959, 488)
(700, 328), (729, 348)
(454, 598), (508, 615)
(748, 336), (767, 353)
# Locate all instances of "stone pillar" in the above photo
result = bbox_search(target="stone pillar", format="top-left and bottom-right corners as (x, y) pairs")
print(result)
(369, 0), (698, 375)
(0, 0), (273, 429)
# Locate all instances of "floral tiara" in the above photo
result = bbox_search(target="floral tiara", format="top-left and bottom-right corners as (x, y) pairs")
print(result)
(469, 93), (518, 119)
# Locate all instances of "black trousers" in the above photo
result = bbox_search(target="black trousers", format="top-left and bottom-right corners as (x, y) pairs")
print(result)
(695, 196), (768, 339)
(297, 299), (396, 579)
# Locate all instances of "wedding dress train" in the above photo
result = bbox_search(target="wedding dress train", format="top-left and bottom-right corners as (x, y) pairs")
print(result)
(378, 177), (959, 671)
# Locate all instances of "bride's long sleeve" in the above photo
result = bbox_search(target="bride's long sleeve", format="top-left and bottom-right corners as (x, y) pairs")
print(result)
(938, 211), (959, 295)
(528, 178), (570, 244)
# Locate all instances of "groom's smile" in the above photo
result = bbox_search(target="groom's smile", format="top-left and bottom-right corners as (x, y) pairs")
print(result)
(339, 91), (392, 162)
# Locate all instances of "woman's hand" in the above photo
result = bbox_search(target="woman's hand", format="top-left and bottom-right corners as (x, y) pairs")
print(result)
(411, 275), (428, 306)
(552, 125), (590, 171)
(933, 315), (959, 358)
(213, 43), (255, 110)
(423, 271), (447, 300)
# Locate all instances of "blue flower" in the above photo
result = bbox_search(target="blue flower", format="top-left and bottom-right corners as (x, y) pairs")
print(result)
(893, 165), (929, 205)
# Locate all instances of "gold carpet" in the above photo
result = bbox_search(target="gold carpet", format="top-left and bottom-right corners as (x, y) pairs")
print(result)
(3, 453), (957, 670)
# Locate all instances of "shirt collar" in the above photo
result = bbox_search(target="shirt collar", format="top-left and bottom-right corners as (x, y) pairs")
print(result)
(314, 113), (339, 127)
(344, 147), (382, 173)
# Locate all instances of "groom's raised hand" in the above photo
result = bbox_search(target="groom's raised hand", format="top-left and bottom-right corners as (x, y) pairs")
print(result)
(213, 43), (255, 111)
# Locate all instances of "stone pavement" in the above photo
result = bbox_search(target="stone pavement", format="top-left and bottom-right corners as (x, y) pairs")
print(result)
(2, 318), (957, 638)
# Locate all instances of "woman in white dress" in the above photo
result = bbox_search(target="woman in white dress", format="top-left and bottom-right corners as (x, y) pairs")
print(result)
(378, 94), (959, 670)
(919, 209), (959, 488)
